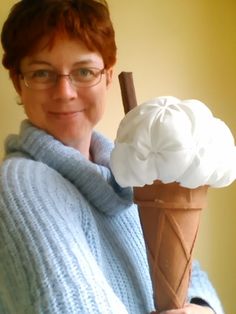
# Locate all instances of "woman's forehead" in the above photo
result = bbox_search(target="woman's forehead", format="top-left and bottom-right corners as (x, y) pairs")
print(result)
(20, 36), (104, 69)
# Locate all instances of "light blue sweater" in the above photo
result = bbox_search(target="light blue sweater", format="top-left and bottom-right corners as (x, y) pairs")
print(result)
(0, 120), (224, 314)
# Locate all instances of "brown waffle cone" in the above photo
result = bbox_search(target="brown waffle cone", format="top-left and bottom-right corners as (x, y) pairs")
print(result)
(134, 180), (208, 312)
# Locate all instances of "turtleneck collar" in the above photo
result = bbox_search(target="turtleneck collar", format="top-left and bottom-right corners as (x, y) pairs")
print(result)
(5, 120), (134, 216)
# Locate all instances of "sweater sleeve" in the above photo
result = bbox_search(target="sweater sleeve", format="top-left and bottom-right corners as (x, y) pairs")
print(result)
(187, 260), (225, 314)
(0, 158), (128, 314)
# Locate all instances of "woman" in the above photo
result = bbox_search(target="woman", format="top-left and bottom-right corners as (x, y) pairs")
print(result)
(0, 1), (224, 313)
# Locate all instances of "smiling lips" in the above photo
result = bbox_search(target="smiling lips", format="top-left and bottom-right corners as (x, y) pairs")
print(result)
(48, 110), (84, 119)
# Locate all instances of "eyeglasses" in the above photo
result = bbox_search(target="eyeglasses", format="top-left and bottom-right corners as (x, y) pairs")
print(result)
(20, 67), (105, 90)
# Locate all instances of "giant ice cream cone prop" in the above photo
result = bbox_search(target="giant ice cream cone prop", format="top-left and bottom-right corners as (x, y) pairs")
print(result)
(114, 72), (236, 312)
(117, 72), (209, 311)
(113, 72), (236, 311)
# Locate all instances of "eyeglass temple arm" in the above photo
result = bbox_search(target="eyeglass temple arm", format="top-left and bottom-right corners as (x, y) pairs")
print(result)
(118, 72), (138, 114)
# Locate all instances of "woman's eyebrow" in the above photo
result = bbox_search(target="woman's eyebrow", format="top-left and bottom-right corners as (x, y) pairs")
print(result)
(26, 59), (101, 67)
(73, 59), (102, 67)
(27, 60), (52, 66)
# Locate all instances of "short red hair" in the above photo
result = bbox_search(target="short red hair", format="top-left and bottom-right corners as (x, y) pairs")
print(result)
(1, 0), (117, 79)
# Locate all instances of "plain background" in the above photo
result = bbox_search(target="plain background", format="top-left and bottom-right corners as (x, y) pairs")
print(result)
(1, 1), (236, 313)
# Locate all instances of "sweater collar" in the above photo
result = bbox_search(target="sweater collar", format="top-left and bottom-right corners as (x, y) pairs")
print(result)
(5, 120), (134, 216)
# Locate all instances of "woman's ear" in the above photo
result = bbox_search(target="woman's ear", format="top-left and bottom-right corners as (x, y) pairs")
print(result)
(106, 68), (113, 88)
(12, 75), (24, 106)
(12, 73), (22, 95)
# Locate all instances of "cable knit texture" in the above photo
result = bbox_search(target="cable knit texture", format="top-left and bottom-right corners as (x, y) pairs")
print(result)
(0, 120), (224, 314)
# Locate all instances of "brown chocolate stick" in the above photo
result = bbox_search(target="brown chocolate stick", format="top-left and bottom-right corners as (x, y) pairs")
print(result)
(118, 72), (138, 114)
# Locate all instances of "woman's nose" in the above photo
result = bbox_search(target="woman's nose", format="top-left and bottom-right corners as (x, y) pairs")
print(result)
(52, 76), (77, 100)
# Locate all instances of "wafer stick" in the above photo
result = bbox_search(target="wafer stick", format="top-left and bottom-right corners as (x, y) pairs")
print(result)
(118, 72), (138, 114)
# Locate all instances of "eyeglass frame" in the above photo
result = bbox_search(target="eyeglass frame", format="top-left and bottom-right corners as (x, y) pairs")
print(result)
(19, 67), (106, 90)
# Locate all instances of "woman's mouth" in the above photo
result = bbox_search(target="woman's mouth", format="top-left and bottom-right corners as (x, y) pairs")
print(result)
(48, 111), (84, 119)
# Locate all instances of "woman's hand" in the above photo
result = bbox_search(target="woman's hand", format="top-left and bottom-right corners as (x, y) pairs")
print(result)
(151, 303), (215, 314)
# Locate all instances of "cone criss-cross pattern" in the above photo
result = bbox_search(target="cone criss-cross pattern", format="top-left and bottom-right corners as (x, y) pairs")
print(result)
(134, 181), (207, 312)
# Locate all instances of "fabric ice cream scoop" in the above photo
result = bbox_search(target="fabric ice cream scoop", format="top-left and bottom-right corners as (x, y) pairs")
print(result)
(110, 96), (236, 188)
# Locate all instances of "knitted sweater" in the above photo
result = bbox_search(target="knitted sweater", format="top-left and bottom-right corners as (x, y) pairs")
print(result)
(0, 120), (224, 314)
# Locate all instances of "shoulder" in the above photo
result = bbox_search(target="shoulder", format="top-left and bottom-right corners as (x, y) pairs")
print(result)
(0, 156), (74, 209)
(0, 156), (58, 188)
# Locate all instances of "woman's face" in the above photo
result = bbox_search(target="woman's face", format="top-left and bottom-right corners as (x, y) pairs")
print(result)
(17, 35), (113, 151)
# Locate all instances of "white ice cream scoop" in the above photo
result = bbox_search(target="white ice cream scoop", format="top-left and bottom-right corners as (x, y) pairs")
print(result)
(110, 96), (236, 188)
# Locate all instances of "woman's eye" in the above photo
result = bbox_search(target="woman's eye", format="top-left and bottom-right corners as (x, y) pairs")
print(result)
(80, 68), (93, 76)
(74, 68), (94, 79)
(32, 70), (52, 78)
